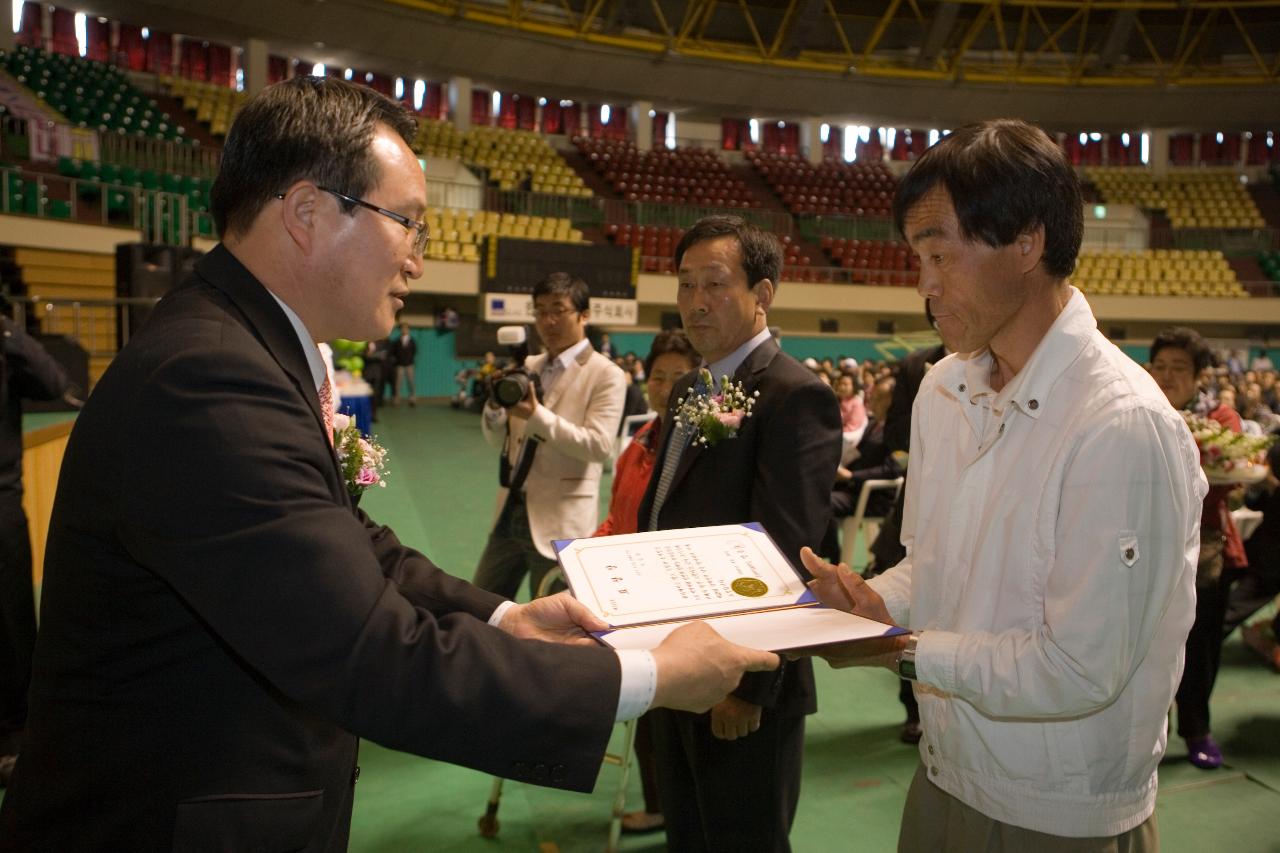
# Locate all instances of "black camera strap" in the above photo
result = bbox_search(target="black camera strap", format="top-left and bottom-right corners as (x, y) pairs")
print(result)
(499, 432), (541, 491)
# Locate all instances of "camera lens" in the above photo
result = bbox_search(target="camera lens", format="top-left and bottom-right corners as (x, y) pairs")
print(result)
(493, 372), (530, 408)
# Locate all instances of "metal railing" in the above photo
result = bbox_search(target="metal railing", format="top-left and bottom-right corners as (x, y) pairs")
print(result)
(796, 214), (899, 244)
(99, 133), (219, 179)
(11, 295), (162, 358)
(1149, 227), (1280, 254)
(1, 165), (194, 244)
(633, 253), (1280, 296)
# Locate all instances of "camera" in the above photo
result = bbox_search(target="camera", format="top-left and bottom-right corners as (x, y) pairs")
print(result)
(489, 366), (541, 408)
(487, 325), (540, 408)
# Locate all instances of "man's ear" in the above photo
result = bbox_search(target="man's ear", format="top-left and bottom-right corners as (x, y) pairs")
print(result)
(1016, 224), (1046, 275)
(753, 278), (775, 313)
(279, 182), (321, 255)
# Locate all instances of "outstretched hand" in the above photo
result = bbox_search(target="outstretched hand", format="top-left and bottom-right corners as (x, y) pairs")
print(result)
(795, 547), (905, 670)
(499, 592), (608, 647)
(800, 547), (893, 624)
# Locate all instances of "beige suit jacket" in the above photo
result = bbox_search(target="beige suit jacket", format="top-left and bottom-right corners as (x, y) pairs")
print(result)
(482, 344), (626, 559)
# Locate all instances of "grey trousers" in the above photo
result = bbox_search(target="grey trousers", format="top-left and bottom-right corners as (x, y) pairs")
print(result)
(472, 492), (558, 600)
(899, 764), (1159, 853)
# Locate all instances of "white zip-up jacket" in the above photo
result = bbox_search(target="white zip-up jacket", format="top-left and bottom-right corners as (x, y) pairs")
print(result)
(870, 288), (1204, 837)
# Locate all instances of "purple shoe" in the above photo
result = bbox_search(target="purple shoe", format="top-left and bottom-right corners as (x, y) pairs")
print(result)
(1186, 735), (1223, 770)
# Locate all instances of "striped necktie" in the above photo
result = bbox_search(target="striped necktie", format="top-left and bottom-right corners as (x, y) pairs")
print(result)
(647, 376), (707, 531)
(319, 376), (335, 446)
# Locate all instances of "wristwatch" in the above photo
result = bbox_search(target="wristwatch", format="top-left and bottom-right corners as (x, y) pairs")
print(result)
(897, 633), (920, 681)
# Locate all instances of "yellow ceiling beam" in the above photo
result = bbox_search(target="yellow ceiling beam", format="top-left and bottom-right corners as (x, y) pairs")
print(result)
(380, 0), (1280, 88)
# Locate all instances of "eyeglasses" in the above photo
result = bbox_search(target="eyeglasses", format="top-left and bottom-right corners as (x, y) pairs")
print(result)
(533, 305), (580, 321)
(275, 187), (429, 256)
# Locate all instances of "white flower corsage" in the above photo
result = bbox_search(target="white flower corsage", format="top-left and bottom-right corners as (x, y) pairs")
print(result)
(674, 368), (759, 447)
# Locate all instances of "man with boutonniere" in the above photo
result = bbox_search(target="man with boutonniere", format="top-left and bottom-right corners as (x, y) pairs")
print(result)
(637, 215), (842, 853)
(0, 78), (781, 852)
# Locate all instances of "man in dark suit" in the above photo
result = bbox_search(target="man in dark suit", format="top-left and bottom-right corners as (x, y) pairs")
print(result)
(638, 216), (842, 853)
(0, 312), (68, 785)
(390, 320), (418, 405)
(0, 77), (777, 852)
(866, 330), (947, 744)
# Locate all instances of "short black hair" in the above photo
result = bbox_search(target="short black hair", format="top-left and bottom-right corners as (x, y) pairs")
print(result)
(211, 76), (417, 239)
(674, 215), (783, 290)
(644, 329), (700, 377)
(1150, 326), (1214, 373)
(533, 272), (590, 313)
(893, 119), (1083, 279)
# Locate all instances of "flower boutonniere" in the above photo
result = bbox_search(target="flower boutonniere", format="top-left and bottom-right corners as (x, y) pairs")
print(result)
(674, 368), (759, 447)
(332, 413), (390, 496)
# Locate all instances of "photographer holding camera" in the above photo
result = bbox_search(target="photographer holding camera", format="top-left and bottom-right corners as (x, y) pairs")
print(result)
(475, 272), (626, 599)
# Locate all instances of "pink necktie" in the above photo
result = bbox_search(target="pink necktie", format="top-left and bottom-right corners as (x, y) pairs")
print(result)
(319, 377), (335, 446)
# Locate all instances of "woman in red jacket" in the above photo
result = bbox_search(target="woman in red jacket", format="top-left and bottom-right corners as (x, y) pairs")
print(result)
(593, 329), (699, 833)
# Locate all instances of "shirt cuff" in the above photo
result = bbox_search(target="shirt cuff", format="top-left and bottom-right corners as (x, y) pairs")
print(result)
(613, 649), (657, 722)
(915, 629), (962, 695)
(487, 600), (516, 629)
(524, 404), (554, 441)
(483, 405), (507, 428)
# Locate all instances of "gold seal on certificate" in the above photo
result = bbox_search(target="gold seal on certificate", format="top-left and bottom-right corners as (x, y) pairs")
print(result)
(731, 577), (768, 597)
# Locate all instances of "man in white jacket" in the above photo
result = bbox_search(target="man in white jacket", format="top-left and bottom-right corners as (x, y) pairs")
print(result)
(802, 119), (1202, 852)
(476, 272), (626, 599)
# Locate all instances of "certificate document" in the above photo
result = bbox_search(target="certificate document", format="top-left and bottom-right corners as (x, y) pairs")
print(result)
(553, 522), (905, 653)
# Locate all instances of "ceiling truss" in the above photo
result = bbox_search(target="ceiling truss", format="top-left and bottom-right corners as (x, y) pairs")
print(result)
(383, 0), (1280, 87)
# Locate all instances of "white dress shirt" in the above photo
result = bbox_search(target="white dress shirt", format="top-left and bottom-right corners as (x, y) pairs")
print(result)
(869, 288), (1204, 837)
(266, 297), (656, 722)
(705, 326), (773, 385)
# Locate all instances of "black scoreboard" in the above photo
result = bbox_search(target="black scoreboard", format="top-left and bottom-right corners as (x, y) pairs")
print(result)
(479, 237), (637, 298)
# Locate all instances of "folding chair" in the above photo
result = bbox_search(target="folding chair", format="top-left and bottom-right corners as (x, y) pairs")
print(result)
(839, 477), (905, 569)
(477, 567), (638, 852)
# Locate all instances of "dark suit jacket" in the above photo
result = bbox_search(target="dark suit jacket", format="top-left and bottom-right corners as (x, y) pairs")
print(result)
(0, 316), (68, 499)
(0, 246), (620, 852)
(883, 343), (946, 456)
(637, 337), (841, 716)
(391, 333), (417, 367)
(833, 421), (902, 519)
(870, 342), (946, 573)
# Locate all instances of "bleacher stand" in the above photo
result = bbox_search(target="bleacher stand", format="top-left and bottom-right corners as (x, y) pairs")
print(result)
(747, 150), (897, 216)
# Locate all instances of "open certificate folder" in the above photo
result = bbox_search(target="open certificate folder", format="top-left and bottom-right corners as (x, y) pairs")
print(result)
(552, 522), (907, 653)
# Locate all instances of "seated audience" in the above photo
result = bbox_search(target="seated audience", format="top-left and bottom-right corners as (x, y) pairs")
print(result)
(831, 377), (900, 521)
(1150, 326), (1243, 770)
(834, 372), (868, 464)
(1225, 442), (1280, 672)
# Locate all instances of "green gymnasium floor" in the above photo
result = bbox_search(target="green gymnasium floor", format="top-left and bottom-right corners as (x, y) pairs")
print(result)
(9, 401), (1279, 851)
(346, 403), (1280, 853)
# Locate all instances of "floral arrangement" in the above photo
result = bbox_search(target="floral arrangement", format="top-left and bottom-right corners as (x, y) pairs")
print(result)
(332, 413), (390, 496)
(1183, 412), (1275, 484)
(674, 368), (759, 447)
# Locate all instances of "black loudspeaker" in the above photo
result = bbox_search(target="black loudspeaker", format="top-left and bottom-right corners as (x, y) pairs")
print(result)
(876, 320), (896, 334)
(116, 244), (204, 343)
(819, 318), (838, 333)
(660, 311), (683, 330)
(24, 333), (88, 412)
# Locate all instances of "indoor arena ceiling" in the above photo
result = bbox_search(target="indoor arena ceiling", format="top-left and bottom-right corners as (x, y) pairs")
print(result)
(80, 0), (1280, 129)
(384, 0), (1280, 89)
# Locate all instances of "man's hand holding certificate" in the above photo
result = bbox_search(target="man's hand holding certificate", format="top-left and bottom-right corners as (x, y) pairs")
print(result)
(553, 523), (906, 655)
(797, 547), (909, 669)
